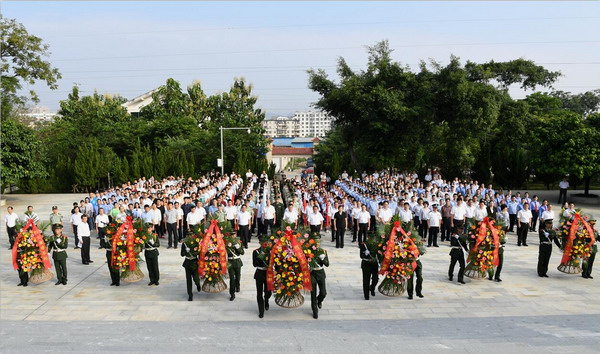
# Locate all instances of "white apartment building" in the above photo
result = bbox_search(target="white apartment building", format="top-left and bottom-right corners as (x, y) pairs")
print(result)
(294, 110), (333, 137)
(263, 116), (300, 137)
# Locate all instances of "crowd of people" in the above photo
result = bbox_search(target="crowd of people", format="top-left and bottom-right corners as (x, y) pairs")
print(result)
(5, 168), (597, 319)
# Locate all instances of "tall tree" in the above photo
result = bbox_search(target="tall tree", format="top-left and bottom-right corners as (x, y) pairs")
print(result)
(0, 119), (47, 189)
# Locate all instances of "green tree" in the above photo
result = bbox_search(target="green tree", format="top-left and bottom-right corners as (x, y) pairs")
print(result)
(0, 119), (47, 189)
(0, 16), (61, 117)
(73, 139), (101, 191)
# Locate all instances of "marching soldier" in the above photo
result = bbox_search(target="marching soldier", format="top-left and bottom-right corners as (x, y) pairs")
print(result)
(582, 217), (597, 279)
(310, 233), (329, 319)
(47, 225), (68, 285)
(228, 236), (244, 301)
(253, 236), (272, 318)
(537, 220), (561, 278)
(181, 232), (201, 301)
(488, 231), (506, 282)
(49, 206), (63, 233)
(407, 256), (423, 299)
(102, 229), (120, 286)
(448, 225), (468, 284)
(144, 224), (161, 286)
(360, 237), (379, 300)
(273, 197), (285, 229)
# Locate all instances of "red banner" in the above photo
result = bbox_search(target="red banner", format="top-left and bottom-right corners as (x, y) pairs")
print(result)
(561, 213), (595, 265)
(470, 217), (500, 266)
(110, 217), (137, 270)
(198, 220), (228, 276)
(266, 238), (280, 291)
(12, 219), (51, 270)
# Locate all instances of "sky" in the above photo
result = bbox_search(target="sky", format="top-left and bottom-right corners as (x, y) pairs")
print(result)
(3, 1), (600, 116)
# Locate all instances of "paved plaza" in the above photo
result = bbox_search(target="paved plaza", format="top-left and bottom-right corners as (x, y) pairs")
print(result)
(1, 192), (599, 353)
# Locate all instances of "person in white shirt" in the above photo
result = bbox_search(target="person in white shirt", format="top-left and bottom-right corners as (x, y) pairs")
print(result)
(541, 204), (555, 227)
(195, 201), (207, 226)
(357, 204), (371, 243)
(225, 200), (237, 229)
(151, 204), (162, 236)
(186, 206), (203, 230)
(71, 206), (83, 249)
(451, 199), (467, 232)
(517, 202), (533, 247)
(377, 201), (394, 225)
(563, 202), (576, 221)
(236, 205), (252, 248)
(283, 204), (298, 229)
(95, 208), (110, 249)
(427, 205), (442, 247)
(558, 178), (569, 204)
(4, 206), (19, 250)
(22, 205), (40, 224)
(474, 201), (488, 222)
(419, 201), (430, 240)
(78, 215), (93, 265)
(351, 201), (361, 243)
(262, 200), (276, 235)
(308, 205), (325, 234)
(399, 203), (413, 224)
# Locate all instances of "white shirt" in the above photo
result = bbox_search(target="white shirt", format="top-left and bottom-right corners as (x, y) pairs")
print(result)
(427, 211), (442, 228)
(358, 210), (371, 224)
(263, 205), (276, 220)
(351, 207), (361, 219)
(237, 211), (251, 226)
(78, 223), (91, 244)
(563, 209), (575, 220)
(308, 211), (324, 226)
(4, 213), (19, 228)
(70, 213), (82, 226)
(559, 181), (569, 189)
(95, 214), (109, 228)
(465, 205), (476, 218)
(541, 210), (555, 221)
(283, 209), (298, 224)
(225, 206), (237, 220)
(399, 209), (413, 223)
(176, 208), (184, 221)
(451, 204), (466, 220)
(517, 209), (533, 223)
(187, 210), (203, 225)
(378, 208), (394, 223)
(474, 207), (488, 221)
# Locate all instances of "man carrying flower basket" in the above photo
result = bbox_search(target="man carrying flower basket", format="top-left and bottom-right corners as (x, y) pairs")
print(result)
(102, 230), (120, 286)
(144, 224), (161, 286)
(448, 225), (468, 284)
(582, 217), (597, 279)
(309, 233), (329, 319)
(226, 231), (244, 301)
(538, 220), (561, 278)
(253, 235), (272, 318)
(181, 232), (201, 301)
(360, 234), (381, 300)
(46, 225), (68, 285)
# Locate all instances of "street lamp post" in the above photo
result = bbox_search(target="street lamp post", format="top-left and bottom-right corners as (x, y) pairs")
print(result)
(219, 126), (251, 175)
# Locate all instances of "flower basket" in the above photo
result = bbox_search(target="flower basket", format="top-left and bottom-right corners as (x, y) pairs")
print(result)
(202, 278), (228, 293)
(557, 213), (594, 274)
(557, 263), (582, 274)
(378, 278), (405, 297)
(121, 266), (144, 282)
(29, 268), (53, 284)
(464, 268), (487, 279)
(465, 218), (500, 278)
(275, 291), (305, 308)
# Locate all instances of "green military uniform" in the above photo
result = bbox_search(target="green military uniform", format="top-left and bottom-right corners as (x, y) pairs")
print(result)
(181, 236), (201, 301)
(49, 212), (63, 233)
(360, 240), (379, 300)
(227, 238), (245, 300)
(46, 226), (68, 285)
(273, 201), (284, 228)
(253, 238), (272, 318)
(488, 233), (506, 282)
(144, 231), (161, 286)
(406, 258), (423, 299)
(537, 220), (561, 278)
(213, 210), (227, 223)
(101, 235), (120, 286)
(310, 246), (330, 319)
(582, 220), (597, 279)
(449, 228), (468, 284)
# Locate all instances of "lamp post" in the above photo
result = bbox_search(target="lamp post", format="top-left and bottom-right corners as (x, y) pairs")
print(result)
(219, 126), (251, 175)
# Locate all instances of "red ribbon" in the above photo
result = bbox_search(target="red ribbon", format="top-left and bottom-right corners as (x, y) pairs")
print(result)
(469, 217), (500, 266)
(12, 219), (51, 271)
(379, 221), (420, 274)
(266, 228), (312, 292)
(198, 220), (228, 276)
(110, 216), (137, 270)
(561, 213), (595, 265)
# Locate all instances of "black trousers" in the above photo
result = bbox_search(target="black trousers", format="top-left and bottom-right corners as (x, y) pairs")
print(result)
(583, 251), (595, 277)
(178, 222), (183, 241)
(428, 227), (439, 246)
(418, 221), (425, 237)
(81, 236), (91, 263)
(255, 275), (271, 316)
(509, 214), (517, 232)
(238, 225), (250, 248)
(310, 225), (321, 234)
(7, 226), (16, 248)
(361, 262), (378, 299)
(54, 258), (68, 283)
(518, 225), (529, 245)
(167, 223), (178, 248)
(537, 244), (552, 276)
(185, 266), (200, 298)
(335, 227), (345, 248)
(310, 270), (327, 316)
(98, 227), (106, 244)
(449, 250), (465, 282)
(488, 248), (503, 280)
(352, 219), (358, 241)
(145, 249), (160, 283)
(558, 188), (568, 204)
(442, 217), (451, 241)
(407, 262), (423, 297)
(106, 251), (120, 285)
(229, 219), (235, 230)
(229, 263), (241, 296)
(73, 225), (79, 247)
(18, 270), (28, 285)
(331, 224), (335, 242)
(452, 220), (464, 234)
(257, 218), (264, 236)
(263, 219), (274, 235)
(421, 221), (428, 240)
(358, 223), (368, 244)
(531, 211), (539, 231)
(369, 215), (376, 232)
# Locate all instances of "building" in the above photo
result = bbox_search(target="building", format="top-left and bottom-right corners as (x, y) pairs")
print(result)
(266, 137), (320, 172)
(263, 116), (300, 137)
(293, 110), (333, 137)
(121, 89), (158, 115)
(263, 110), (334, 138)
(20, 106), (59, 126)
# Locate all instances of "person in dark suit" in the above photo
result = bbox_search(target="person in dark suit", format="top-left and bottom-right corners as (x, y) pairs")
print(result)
(537, 220), (561, 277)
(359, 238), (379, 300)
(448, 225), (468, 284)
